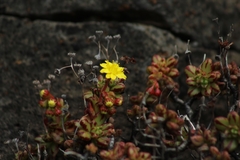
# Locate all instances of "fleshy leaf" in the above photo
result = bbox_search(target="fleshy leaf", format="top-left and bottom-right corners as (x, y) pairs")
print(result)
(200, 59), (212, 74)
(168, 68), (179, 77)
(188, 87), (200, 96)
(96, 136), (110, 148)
(223, 138), (238, 151)
(186, 77), (196, 86)
(211, 82), (220, 93)
(185, 65), (197, 77)
(214, 117), (229, 132)
(77, 129), (91, 141)
(190, 135), (204, 147)
(227, 111), (240, 126)
(166, 56), (178, 68)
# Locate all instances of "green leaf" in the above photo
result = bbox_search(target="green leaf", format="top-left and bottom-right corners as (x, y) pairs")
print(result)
(223, 138), (238, 151)
(201, 59), (212, 74)
(227, 111), (240, 126)
(214, 117), (229, 132)
(185, 65), (197, 77)
(188, 87), (200, 96)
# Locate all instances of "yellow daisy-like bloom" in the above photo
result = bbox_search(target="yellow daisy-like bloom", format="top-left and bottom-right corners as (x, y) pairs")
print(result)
(100, 60), (127, 80)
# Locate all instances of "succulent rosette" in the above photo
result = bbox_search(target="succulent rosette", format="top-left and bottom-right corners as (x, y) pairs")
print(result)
(185, 59), (221, 97)
(214, 111), (240, 151)
(147, 55), (179, 79)
(76, 113), (114, 148)
(100, 142), (151, 160)
(146, 104), (184, 137)
(147, 55), (179, 92)
(190, 128), (217, 151)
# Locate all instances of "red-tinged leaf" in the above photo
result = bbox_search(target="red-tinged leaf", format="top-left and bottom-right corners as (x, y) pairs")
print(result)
(113, 142), (126, 156)
(201, 85), (211, 97)
(77, 129), (91, 141)
(201, 59), (212, 74)
(39, 100), (48, 108)
(96, 136), (110, 148)
(223, 138), (238, 151)
(197, 143), (209, 151)
(139, 152), (152, 160)
(211, 83), (220, 93)
(148, 72), (163, 81)
(127, 146), (138, 159)
(92, 113), (107, 126)
(111, 83), (125, 93)
(166, 56), (178, 68)
(227, 111), (240, 126)
(99, 150), (111, 159)
(208, 71), (221, 81)
(190, 135), (204, 147)
(214, 117), (229, 132)
(152, 55), (163, 63)
(221, 150), (231, 160)
(147, 66), (158, 74)
(51, 132), (64, 144)
(84, 90), (93, 99)
(35, 136), (45, 143)
(186, 77), (196, 86)
(167, 110), (178, 119)
(101, 123), (114, 132)
(185, 65), (197, 77)
(188, 87), (200, 96)
(146, 95), (158, 104)
(210, 146), (220, 156)
(168, 68), (179, 77)
(80, 115), (91, 131)
(166, 121), (180, 130)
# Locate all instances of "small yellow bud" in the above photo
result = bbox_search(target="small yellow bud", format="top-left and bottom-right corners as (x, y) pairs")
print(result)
(48, 99), (56, 108)
(105, 100), (114, 107)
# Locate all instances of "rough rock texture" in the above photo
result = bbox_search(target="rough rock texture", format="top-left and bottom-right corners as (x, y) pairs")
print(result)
(1, 0), (240, 49)
(1, 1), (240, 159)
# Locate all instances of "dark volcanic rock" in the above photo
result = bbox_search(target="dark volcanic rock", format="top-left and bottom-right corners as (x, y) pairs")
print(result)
(1, 0), (240, 50)
(1, 1), (240, 159)
(0, 15), (187, 159)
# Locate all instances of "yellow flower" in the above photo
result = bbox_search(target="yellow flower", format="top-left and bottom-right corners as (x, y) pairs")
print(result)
(100, 60), (127, 80)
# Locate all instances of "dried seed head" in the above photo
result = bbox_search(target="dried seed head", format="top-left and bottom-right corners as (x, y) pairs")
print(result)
(88, 35), (96, 40)
(96, 30), (103, 34)
(92, 65), (99, 70)
(74, 63), (82, 67)
(78, 69), (85, 76)
(85, 61), (93, 65)
(54, 69), (61, 75)
(105, 35), (113, 40)
(43, 79), (51, 85)
(32, 80), (40, 85)
(67, 52), (76, 57)
(61, 94), (67, 99)
(113, 34), (121, 39)
(48, 74), (55, 80)
(95, 53), (101, 60)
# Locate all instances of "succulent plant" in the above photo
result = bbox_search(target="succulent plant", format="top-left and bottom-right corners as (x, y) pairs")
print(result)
(76, 114), (114, 148)
(185, 59), (221, 96)
(214, 111), (240, 151)
(99, 142), (151, 160)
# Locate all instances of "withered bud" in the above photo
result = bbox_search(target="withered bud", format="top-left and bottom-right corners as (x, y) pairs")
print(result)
(67, 52), (76, 57)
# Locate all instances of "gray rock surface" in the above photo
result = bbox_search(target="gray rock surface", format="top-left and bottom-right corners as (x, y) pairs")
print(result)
(1, 1), (240, 159)
(1, 0), (240, 49)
